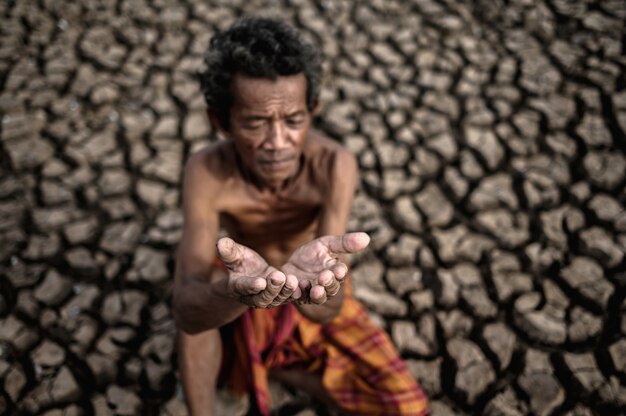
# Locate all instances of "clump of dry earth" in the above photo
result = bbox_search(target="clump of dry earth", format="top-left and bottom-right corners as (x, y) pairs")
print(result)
(1, 0), (625, 414)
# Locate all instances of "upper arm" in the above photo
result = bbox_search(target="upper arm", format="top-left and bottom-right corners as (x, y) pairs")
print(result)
(317, 148), (358, 236)
(175, 152), (221, 285)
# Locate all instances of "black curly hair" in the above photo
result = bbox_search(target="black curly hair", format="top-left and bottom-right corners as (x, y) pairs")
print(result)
(199, 16), (322, 130)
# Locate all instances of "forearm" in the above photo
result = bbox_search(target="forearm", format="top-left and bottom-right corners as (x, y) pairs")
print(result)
(173, 276), (248, 334)
(178, 329), (221, 416)
(296, 287), (344, 324)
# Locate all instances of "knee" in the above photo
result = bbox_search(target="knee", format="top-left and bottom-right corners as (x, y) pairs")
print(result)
(179, 329), (223, 362)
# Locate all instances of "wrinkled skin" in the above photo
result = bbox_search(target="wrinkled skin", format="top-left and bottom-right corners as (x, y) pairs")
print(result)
(217, 232), (370, 308)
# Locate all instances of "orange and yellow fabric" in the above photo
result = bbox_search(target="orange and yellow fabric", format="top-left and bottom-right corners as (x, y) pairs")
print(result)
(219, 271), (428, 415)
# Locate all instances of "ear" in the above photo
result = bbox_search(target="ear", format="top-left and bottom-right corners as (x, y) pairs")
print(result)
(311, 99), (321, 116)
(206, 109), (229, 140)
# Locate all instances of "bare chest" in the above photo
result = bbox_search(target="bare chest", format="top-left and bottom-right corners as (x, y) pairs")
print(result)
(222, 193), (320, 235)
(218, 184), (324, 264)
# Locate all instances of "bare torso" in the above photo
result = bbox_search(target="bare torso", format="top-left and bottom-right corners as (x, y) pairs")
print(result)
(204, 131), (341, 267)
(175, 114), (360, 333)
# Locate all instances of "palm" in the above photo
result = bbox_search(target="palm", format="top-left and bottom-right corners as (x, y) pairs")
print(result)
(281, 233), (371, 304)
(217, 237), (300, 308)
(282, 240), (337, 281)
(227, 248), (274, 281)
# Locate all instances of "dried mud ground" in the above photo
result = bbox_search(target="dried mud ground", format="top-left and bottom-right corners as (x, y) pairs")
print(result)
(1, 0), (626, 415)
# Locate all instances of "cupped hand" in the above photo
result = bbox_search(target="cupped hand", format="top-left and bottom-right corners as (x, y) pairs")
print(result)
(281, 232), (370, 305)
(216, 238), (301, 308)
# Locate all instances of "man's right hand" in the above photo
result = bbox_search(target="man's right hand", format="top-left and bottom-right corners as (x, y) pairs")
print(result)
(216, 237), (301, 308)
(281, 232), (370, 305)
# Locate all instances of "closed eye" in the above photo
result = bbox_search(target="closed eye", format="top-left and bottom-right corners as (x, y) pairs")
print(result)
(286, 117), (305, 127)
(242, 120), (266, 130)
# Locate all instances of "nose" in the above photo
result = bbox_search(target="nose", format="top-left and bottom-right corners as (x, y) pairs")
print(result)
(263, 121), (288, 150)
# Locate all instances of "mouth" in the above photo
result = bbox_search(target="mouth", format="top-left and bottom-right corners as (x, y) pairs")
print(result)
(258, 157), (295, 171)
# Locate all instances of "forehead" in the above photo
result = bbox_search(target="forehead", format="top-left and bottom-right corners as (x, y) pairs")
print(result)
(230, 73), (308, 112)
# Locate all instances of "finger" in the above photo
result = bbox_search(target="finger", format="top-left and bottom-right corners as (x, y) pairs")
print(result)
(285, 274), (298, 293)
(269, 274), (297, 306)
(329, 262), (348, 280)
(321, 232), (370, 255)
(285, 274), (302, 300)
(292, 286), (302, 300)
(324, 279), (341, 297)
(251, 270), (285, 307)
(231, 276), (266, 296)
(309, 285), (327, 304)
(299, 279), (312, 292)
(318, 269), (340, 297)
(298, 279), (312, 303)
(317, 269), (335, 287)
(216, 237), (244, 268)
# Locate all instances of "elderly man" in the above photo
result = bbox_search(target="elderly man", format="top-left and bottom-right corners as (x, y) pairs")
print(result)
(173, 16), (427, 415)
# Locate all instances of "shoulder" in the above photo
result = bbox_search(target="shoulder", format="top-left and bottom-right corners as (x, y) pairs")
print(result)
(182, 141), (238, 207)
(303, 131), (357, 196)
(184, 140), (237, 182)
(305, 130), (357, 173)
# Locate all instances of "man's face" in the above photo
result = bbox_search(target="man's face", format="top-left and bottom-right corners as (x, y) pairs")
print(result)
(224, 73), (312, 191)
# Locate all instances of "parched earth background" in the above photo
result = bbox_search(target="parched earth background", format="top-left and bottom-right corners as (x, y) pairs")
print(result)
(1, 0), (625, 414)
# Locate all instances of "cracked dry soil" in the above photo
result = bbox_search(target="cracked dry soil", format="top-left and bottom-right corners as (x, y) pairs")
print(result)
(0, 0), (625, 415)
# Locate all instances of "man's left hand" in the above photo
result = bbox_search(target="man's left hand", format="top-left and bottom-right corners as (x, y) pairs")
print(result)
(281, 232), (370, 304)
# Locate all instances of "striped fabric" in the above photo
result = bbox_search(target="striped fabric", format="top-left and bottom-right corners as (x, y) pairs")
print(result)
(219, 279), (428, 415)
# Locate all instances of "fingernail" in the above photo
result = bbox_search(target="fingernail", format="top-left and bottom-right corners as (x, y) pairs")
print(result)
(253, 279), (266, 291)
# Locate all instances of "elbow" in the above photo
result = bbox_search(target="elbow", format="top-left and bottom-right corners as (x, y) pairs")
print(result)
(303, 304), (341, 325)
(172, 285), (219, 334)
(178, 324), (205, 335)
(172, 286), (196, 334)
(317, 309), (340, 325)
(172, 297), (189, 333)
(173, 304), (205, 335)
(303, 291), (345, 324)
(313, 316), (333, 325)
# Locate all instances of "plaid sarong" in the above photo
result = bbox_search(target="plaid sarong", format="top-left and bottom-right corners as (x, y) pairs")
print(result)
(219, 279), (428, 415)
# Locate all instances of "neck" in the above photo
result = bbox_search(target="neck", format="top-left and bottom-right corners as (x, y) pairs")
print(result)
(236, 154), (303, 195)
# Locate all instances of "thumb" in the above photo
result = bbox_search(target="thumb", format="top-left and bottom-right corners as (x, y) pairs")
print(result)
(216, 237), (244, 267)
(323, 232), (371, 255)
